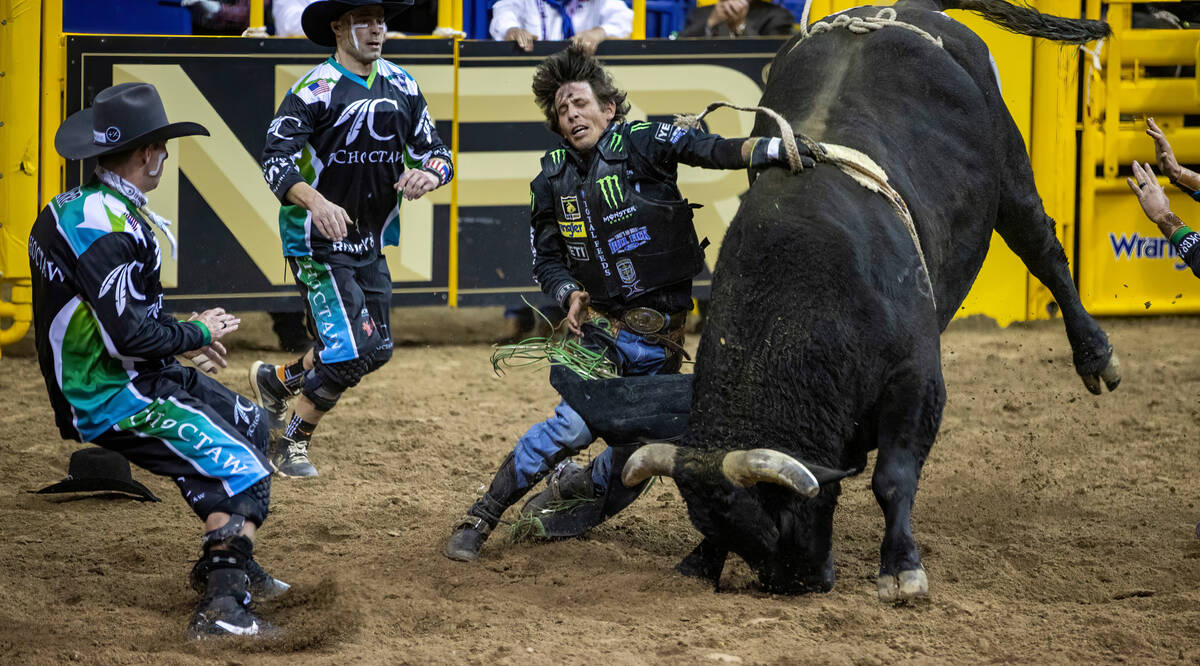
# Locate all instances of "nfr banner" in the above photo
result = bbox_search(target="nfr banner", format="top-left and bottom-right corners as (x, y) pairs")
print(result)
(64, 36), (785, 313)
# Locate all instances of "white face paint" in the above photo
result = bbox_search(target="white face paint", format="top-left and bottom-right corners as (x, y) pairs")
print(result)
(351, 23), (367, 51)
(147, 150), (167, 177)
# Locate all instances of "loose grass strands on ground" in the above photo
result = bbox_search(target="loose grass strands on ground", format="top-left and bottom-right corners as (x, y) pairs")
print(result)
(508, 512), (548, 543)
(507, 496), (600, 543)
(491, 334), (619, 380)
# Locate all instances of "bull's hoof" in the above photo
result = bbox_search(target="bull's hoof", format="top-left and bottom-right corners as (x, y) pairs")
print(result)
(877, 568), (928, 603)
(675, 541), (727, 589)
(1080, 350), (1121, 395)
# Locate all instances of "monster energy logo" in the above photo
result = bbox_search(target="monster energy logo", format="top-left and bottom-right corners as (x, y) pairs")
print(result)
(630, 121), (651, 132)
(607, 133), (623, 151)
(596, 175), (624, 209)
(550, 149), (565, 165)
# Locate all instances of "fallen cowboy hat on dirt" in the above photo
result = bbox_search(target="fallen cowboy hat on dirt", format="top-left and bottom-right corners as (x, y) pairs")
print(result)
(301, 0), (414, 47)
(36, 447), (161, 502)
(54, 82), (209, 160)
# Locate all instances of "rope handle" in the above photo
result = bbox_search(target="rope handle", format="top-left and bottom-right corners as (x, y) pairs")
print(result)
(672, 101), (824, 174)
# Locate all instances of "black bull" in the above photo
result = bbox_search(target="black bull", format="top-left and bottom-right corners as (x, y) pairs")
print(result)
(620, 0), (1118, 599)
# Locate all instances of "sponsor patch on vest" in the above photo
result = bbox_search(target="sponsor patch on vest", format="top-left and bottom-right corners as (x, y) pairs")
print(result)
(670, 127), (687, 144)
(567, 242), (589, 261)
(608, 226), (651, 254)
(560, 195), (581, 221)
(616, 257), (644, 296)
(654, 123), (671, 142)
(603, 205), (637, 225)
(558, 220), (587, 239)
(596, 175), (625, 209)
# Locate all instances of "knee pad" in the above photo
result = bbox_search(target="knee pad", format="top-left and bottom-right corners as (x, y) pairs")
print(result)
(367, 340), (393, 371)
(209, 476), (271, 526)
(314, 356), (372, 391)
(301, 368), (344, 412)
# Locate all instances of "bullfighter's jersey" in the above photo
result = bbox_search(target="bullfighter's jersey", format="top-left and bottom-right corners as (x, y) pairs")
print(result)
(530, 121), (759, 316)
(28, 176), (211, 442)
(262, 57), (453, 258)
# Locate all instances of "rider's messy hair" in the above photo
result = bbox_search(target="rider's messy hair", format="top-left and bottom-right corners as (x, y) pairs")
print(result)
(531, 45), (629, 135)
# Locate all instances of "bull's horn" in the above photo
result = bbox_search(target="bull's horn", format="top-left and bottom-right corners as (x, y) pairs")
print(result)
(721, 449), (820, 498)
(622, 443), (679, 487)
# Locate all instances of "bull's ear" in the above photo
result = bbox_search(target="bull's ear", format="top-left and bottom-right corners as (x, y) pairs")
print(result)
(805, 463), (857, 486)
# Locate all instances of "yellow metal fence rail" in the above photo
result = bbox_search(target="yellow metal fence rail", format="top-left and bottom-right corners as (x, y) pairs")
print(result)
(0, 0), (40, 356)
(0, 1), (1118, 353)
(1078, 0), (1200, 316)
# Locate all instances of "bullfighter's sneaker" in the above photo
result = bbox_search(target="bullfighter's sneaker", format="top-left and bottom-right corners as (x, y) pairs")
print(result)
(249, 361), (294, 430)
(188, 568), (269, 639)
(245, 559), (291, 601)
(272, 435), (318, 477)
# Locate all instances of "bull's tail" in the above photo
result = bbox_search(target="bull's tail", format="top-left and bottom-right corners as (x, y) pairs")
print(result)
(939, 0), (1109, 44)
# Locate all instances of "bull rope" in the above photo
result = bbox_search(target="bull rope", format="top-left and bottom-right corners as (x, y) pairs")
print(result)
(791, 7), (944, 55)
(674, 102), (937, 308)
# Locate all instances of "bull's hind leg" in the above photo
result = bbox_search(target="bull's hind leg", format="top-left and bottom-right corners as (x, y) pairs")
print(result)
(873, 355), (945, 603)
(995, 168), (1120, 394)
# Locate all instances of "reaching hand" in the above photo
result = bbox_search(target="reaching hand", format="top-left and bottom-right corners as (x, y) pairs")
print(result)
(722, 0), (750, 30)
(1127, 161), (1180, 239)
(1146, 117), (1183, 182)
(505, 27), (535, 51)
(394, 169), (440, 201)
(570, 28), (607, 55)
(564, 290), (591, 336)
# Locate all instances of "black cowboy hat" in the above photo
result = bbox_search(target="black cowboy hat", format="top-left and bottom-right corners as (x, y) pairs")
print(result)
(301, 0), (413, 47)
(36, 447), (161, 502)
(54, 82), (209, 160)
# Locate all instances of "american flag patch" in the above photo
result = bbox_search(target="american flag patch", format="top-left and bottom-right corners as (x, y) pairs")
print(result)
(424, 157), (451, 184)
(306, 79), (332, 96)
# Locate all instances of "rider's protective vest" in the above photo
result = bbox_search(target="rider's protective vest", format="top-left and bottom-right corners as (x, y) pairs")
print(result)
(540, 124), (705, 302)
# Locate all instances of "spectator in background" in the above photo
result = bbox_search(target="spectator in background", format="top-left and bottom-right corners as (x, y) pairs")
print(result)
(680, 0), (794, 37)
(490, 0), (633, 54)
(183, 0), (275, 35)
(274, 0), (318, 36)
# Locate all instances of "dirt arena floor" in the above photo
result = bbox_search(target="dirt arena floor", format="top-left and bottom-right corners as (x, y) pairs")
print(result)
(2, 309), (1200, 664)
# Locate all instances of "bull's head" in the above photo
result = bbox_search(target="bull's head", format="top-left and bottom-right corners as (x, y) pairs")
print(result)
(624, 443), (852, 594)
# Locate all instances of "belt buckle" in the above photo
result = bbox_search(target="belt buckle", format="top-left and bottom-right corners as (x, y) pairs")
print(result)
(622, 307), (667, 336)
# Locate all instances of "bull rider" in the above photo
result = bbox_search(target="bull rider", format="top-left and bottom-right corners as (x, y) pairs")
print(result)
(445, 45), (809, 562)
